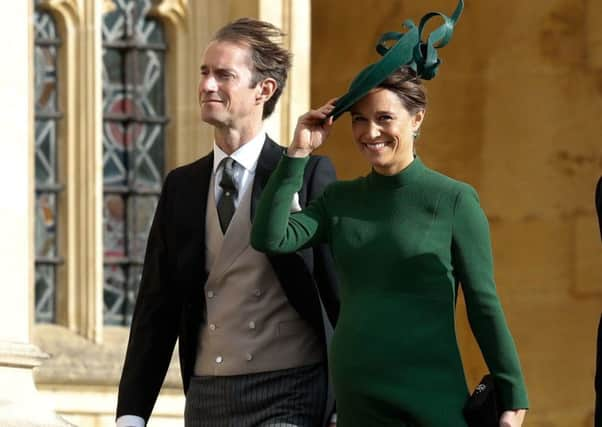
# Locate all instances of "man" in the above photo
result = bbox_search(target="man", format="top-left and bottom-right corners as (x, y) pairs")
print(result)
(116, 18), (339, 427)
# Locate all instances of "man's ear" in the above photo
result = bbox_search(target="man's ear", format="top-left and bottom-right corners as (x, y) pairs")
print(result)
(255, 78), (277, 105)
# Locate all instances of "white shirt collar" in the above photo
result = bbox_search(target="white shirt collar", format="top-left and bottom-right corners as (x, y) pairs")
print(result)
(213, 131), (266, 174)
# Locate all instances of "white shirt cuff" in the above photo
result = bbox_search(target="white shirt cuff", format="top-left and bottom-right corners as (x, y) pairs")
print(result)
(290, 192), (302, 212)
(116, 415), (145, 427)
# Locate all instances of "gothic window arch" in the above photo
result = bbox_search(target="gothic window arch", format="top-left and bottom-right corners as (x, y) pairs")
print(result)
(102, 0), (168, 325)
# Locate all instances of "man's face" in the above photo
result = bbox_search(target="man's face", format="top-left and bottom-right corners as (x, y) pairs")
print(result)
(198, 41), (261, 129)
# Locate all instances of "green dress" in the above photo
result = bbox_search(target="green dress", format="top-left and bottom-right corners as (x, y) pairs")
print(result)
(251, 156), (529, 427)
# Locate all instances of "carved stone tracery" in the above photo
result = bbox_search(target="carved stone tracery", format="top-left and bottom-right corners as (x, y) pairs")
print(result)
(149, 0), (189, 27)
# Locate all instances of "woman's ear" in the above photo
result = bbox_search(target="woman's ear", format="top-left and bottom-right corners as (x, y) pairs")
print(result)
(255, 78), (277, 105)
(412, 109), (426, 132)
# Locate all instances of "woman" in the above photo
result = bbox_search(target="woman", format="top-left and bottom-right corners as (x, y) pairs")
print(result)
(251, 67), (529, 426)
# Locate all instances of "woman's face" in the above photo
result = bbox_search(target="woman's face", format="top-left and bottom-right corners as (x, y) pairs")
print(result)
(350, 88), (424, 175)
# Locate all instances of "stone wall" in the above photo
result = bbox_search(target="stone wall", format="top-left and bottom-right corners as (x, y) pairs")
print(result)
(311, 1), (602, 425)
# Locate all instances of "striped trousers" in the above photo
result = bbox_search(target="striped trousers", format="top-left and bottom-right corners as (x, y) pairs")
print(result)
(184, 363), (327, 427)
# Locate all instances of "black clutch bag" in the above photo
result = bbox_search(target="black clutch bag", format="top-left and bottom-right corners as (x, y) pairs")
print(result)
(463, 374), (502, 427)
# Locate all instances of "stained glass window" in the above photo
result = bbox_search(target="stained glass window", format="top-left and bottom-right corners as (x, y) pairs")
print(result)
(102, 0), (168, 325)
(34, 4), (63, 323)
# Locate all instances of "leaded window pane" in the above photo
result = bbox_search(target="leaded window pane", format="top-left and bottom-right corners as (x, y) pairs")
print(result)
(132, 124), (164, 188)
(103, 121), (129, 186)
(33, 6), (62, 324)
(102, 0), (168, 326)
(35, 193), (57, 258)
(34, 46), (58, 114)
(103, 194), (127, 257)
(138, 50), (166, 117)
(128, 195), (158, 259)
(35, 265), (56, 323)
(35, 119), (58, 184)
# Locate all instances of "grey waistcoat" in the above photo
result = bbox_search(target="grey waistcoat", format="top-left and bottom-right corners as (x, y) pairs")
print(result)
(194, 173), (323, 376)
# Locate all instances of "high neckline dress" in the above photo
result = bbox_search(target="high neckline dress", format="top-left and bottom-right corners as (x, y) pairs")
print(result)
(251, 156), (529, 427)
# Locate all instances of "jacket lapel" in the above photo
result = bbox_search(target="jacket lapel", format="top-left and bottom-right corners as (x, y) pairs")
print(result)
(191, 153), (213, 275)
(251, 136), (285, 221)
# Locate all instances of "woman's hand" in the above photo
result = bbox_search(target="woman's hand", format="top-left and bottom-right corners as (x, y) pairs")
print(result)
(499, 409), (527, 427)
(287, 99), (336, 158)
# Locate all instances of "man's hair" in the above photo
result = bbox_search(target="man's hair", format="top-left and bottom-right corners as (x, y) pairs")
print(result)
(213, 18), (292, 120)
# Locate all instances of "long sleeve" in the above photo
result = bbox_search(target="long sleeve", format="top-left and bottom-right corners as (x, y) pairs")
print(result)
(116, 171), (182, 422)
(251, 155), (332, 254)
(304, 156), (340, 326)
(451, 184), (529, 410)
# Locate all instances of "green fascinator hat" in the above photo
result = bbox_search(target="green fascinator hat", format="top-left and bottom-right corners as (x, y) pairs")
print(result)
(329, 0), (464, 120)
